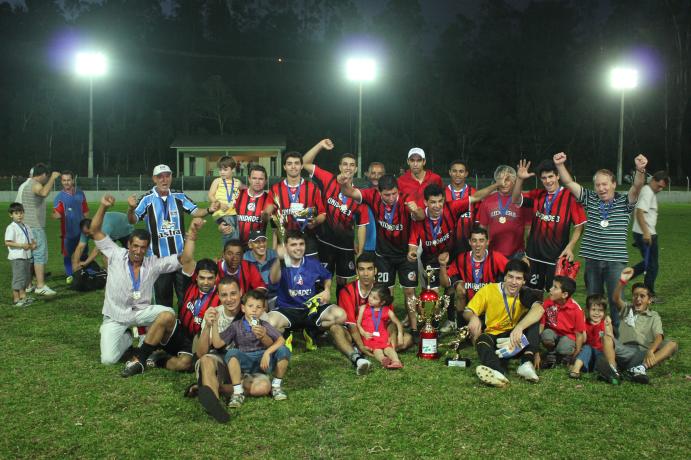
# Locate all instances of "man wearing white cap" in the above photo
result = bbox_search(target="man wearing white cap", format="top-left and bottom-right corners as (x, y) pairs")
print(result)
(397, 147), (443, 207)
(127, 164), (219, 307)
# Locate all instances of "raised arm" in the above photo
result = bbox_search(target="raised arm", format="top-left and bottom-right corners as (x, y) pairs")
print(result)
(628, 154), (648, 204)
(553, 152), (582, 199)
(337, 174), (363, 202)
(180, 218), (204, 271)
(438, 252), (451, 288)
(31, 171), (60, 198)
(613, 267), (633, 315)
(126, 194), (139, 224)
(269, 244), (285, 284)
(90, 194), (115, 241)
(302, 138), (334, 175)
(511, 159), (534, 204)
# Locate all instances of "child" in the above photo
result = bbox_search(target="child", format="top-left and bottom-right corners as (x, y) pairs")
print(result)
(539, 275), (586, 368)
(5, 203), (36, 307)
(569, 294), (617, 380)
(610, 267), (678, 384)
(208, 156), (243, 242)
(212, 290), (291, 408)
(357, 284), (404, 369)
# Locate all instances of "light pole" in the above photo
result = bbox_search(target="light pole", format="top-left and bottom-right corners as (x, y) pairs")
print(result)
(346, 58), (376, 178)
(610, 67), (638, 184)
(75, 52), (107, 178)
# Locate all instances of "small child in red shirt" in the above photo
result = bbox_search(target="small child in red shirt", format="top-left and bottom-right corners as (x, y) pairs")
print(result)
(540, 275), (586, 368)
(569, 294), (617, 379)
(357, 285), (404, 369)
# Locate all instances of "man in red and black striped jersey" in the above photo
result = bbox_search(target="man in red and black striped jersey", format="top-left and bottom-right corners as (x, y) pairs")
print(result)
(267, 152), (326, 257)
(446, 159), (479, 256)
(218, 164), (271, 247)
(440, 226), (508, 328)
(301, 139), (370, 295)
(511, 159), (586, 291)
(338, 174), (423, 334)
(217, 239), (267, 295)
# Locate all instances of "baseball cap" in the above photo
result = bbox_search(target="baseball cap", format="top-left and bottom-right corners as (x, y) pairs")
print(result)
(407, 147), (425, 159)
(153, 164), (173, 176)
(248, 230), (267, 242)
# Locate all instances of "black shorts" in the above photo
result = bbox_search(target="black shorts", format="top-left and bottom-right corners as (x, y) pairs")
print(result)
(274, 304), (335, 334)
(161, 320), (194, 357)
(527, 259), (555, 291)
(375, 253), (418, 288)
(317, 240), (356, 278)
(302, 233), (320, 257)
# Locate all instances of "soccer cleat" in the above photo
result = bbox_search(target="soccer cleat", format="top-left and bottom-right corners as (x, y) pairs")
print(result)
(625, 365), (650, 384)
(35, 286), (57, 297)
(517, 362), (540, 383)
(355, 358), (371, 376)
(543, 351), (557, 369)
(594, 357), (620, 385)
(284, 333), (293, 352)
(303, 328), (318, 351)
(227, 393), (245, 408)
(476, 365), (509, 387)
(121, 360), (145, 378)
(66, 276), (73, 285)
(145, 350), (168, 369)
(272, 386), (288, 401)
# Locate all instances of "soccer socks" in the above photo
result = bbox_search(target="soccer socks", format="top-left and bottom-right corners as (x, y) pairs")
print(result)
(272, 378), (282, 388)
(135, 342), (156, 363)
(349, 351), (362, 365)
(233, 384), (244, 395)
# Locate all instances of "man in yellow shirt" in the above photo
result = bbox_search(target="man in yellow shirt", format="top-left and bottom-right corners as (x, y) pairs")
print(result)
(463, 259), (544, 387)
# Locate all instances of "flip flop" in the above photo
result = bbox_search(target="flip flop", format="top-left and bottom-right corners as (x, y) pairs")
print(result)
(386, 361), (403, 370)
(198, 385), (230, 424)
(381, 357), (393, 367)
(183, 382), (198, 398)
(568, 371), (581, 380)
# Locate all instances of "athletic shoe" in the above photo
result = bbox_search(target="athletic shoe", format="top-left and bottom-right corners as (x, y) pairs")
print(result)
(517, 362), (540, 383)
(475, 365), (509, 387)
(121, 360), (145, 378)
(355, 358), (371, 376)
(594, 356), (621, 385)
(23, 296), (35, 305)
(66, 276), (73, 285)
(14, 299), (28, 307)
(198, 385), (230, 423)
(626, 365), (650, 384)
(25, 284), (35, 293)
(145, 350), (168, 369)
(35, 286), (57, 297)
(303, 328), (318, 351)
(439, 320), (457, 333)
(543, 351), (557, 369)
(227, 393), (245, 408)
(272, 387), (288, 401)
(285, 333), (293, 352)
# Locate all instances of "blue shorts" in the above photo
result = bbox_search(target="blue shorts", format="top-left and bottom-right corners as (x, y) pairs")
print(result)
(32, 227), (48, 265)
(224, 346), (291, 374)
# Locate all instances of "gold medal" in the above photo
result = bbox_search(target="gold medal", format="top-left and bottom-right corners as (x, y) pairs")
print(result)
(498, 216), (507, 224)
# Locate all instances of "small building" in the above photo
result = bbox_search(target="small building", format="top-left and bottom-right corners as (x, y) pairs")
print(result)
(170, 135), (286, 177)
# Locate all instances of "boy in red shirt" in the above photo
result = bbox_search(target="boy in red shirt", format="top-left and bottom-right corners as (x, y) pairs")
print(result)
(540, 275), (586, 367)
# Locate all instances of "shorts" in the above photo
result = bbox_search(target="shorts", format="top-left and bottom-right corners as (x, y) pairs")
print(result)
(540, 328), (577, 355)
(317, 240), (356, 278)
(11, 259), (32, 290)
(32, 227), (48, 264)
(527, 259), (555, 291)
(375, 253), (418, 288)
(613, 340), (674, 369)
(194, 352), (229, 383)
(224, 346), (291, 374)
(303, 233), (320, 258)
(160, 320), (194, 358)
(273, 304), (336, 333)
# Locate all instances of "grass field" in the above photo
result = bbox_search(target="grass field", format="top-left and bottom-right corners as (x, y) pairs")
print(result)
(1, 201), (689, 459)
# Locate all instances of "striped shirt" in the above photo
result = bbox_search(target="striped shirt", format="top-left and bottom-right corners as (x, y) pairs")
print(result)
(20, 179), (46, 228)
(134, 187), (198, 257)
(577, 189), (635, 263)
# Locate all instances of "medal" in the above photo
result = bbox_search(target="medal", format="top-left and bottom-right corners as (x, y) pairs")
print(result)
(600, 220), (609, 228)
(132, 291), (141, 300)
(128, 260), (142, 300)
(498, 216), (507, 224)
(373, 331), (380, 337)
(497, 194), (511, 224)
(599, 199), (614, 228)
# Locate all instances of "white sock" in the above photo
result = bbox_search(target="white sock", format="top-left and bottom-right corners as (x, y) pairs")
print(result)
(233, 384), (244, 395)
(272, 378), (282, 388)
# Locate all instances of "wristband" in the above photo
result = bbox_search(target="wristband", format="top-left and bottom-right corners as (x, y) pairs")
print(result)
(619, 279), (628, 285)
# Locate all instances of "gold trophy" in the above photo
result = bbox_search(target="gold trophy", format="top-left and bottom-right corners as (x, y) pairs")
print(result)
(271, 195), (288, 245)
(406, 265), (450, 360)
(443, 326), (472, 367)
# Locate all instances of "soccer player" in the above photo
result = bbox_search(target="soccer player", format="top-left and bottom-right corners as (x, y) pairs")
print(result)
(439, 226), (508, 328)
(338, 174), (422, 335)
(301, 138), (370, 297)
(363, 162), (386, 252)
(397, 147), (443, 207)
(511, 159), (586, 291)
(217, 239), (267, 295)
(265, 152), (325, 257)
(52, 170), (89, 284)
(446, 159), (477, 256)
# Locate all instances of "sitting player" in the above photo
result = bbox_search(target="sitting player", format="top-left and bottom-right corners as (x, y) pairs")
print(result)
(539, 276), (586, 368)
(569, 294), (617, 380)
(211, 290), (291, 407)
(356, 284), (404, 369)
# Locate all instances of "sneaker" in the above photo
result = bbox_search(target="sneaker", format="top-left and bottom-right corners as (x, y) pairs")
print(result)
(543, 351), (557, 369)
(35, 286), (57, 297)
(475, 365), (509, 387)
(355, 358), (371, 376)
(66, 276), (74, 285)
(272, 386), (288, 401)
(303, 328), (318, 351)
(121, 360), (145, 378)
(23, 296), (35, 305)
(626, 365), (650, 384)
(439, 320), (457, 333)
(25, 284), (35, 293)
(594, 356), (621, 385)
(145, 350), (168, 369)
(14, 299), (28, 307)
(285, 333), (293, 352)
(227, 393), (245, 408)
(517, 361), (540, 383)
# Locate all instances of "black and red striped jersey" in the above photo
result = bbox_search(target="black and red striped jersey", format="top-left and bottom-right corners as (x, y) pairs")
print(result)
(446, 250), (508, 300)
(311, 166), (369, 249)
(409, 199), (470, 262)
(445, 184), (478, 252)
(359, 188), (415, 257)
(179, 274), (220, 337)
(338, 280), (371, 324)
(234, 189), (271, 244)
(216, 259), (267, 294)
(522, 188), (586, 264)
(269, 179), (325, 234)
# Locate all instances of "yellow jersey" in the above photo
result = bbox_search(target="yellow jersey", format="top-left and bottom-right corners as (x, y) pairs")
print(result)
(212, 177), (242, 217)
(467, 283), (542, 335)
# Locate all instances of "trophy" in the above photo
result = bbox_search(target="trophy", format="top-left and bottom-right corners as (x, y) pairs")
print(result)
(442, 326), (472, 367)
(271, 195), (288, 245)
(291, 205), (316, 231)
(407, 265), (450, 360)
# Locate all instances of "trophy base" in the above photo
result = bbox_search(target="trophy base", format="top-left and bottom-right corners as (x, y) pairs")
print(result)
(418, 335), (440, 360)
(445, 358), (472, 368)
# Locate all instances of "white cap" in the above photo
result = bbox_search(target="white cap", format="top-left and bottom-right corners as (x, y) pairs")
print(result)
(152, 164), (172, 176)
(407, 147), (425, 159)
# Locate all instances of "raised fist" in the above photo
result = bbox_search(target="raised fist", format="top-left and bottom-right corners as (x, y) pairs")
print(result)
(321, 139), (334, 150)
(101, 194), (116, 208)
(634, 154), (648, 172)
(553, 152), (567, 166)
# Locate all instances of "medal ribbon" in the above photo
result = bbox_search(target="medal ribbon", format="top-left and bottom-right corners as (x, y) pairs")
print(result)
(159, 196), (170, 222)
(338, 192), (349, 207)
(472, 251), (487, 285)
(384, 200), (398, 225)
(501, 283), (519, 326)
(371, 307), (383, 334)
(428, 213), (442, 241)
(497, 195), (511, 217)
(287, 180), (302, 204)
(128, 261), (141, 293)
(449, 184), (468, 201)
(599, 199), (614, 222)
(193, 289), (214, 316)
(17, 223), (31, 244)
(223, 261), (241, 280)
(543, 187), (561, 215)
(222, 179), (235, 205)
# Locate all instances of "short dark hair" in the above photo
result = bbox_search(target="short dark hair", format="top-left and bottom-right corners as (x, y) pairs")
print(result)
(218, 156), (237, 169)
(32, 163), (49, 177)
(249, 164), (267, 177)
(651, 170), (669, 184)
(356, 251), (377, 267)
(370, 284), (393, 306)
(80, 218), (92, 230)
(449, 159), (469, 171)
(423, 183), (444, 201)
(553, 275), (576, 298)
(244, 289), (267, 305)
(285, 229), (305, 242)
(504, 259), (530, 278)
(195, 258), (219, 276)
(536, 159), (558, 177)
(218, 275), (240, 289)
(128, 229), (151, 244)
(377, 174), (398, 193)
(60, 170), (75, 179)
(586, 294), (607, 312)
(8, 202), (24, 213)
(631, 282), (654, 297)
(223, 239), (244, 252)
(468, 225), (489, 239)
(283, 151), (302, 165)
(340, 153), (357, 165)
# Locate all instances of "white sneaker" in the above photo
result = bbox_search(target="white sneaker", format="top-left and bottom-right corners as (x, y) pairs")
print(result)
(356, 358), (372, 376)
(517, 361), (539, 383)
(439, 320), (457, 333)
(35, 286), (57, 296)
(25, 284), (35, 293)
(475, 365), (509, 387)
(14, 299), (28, 307)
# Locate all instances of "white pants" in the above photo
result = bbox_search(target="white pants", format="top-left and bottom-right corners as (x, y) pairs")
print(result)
(99, 305), (174, 365)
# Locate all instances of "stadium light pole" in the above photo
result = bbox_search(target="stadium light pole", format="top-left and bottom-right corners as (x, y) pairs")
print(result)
(75, 52), (108, 178)
(610, 67), (638, 184)
(346, 57), (376, 178)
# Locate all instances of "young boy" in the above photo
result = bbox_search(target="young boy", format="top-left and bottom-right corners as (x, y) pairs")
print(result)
(5, 203), (36, 306)
(212, 290), (291, 408)
(208, 156), (243, 242)
(539, 275), (586, 368)
(569, 294), (617, 380)
(611, 267), (678, 384)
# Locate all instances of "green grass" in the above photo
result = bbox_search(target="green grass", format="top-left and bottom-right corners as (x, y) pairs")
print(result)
(1, 202), (689, 459)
